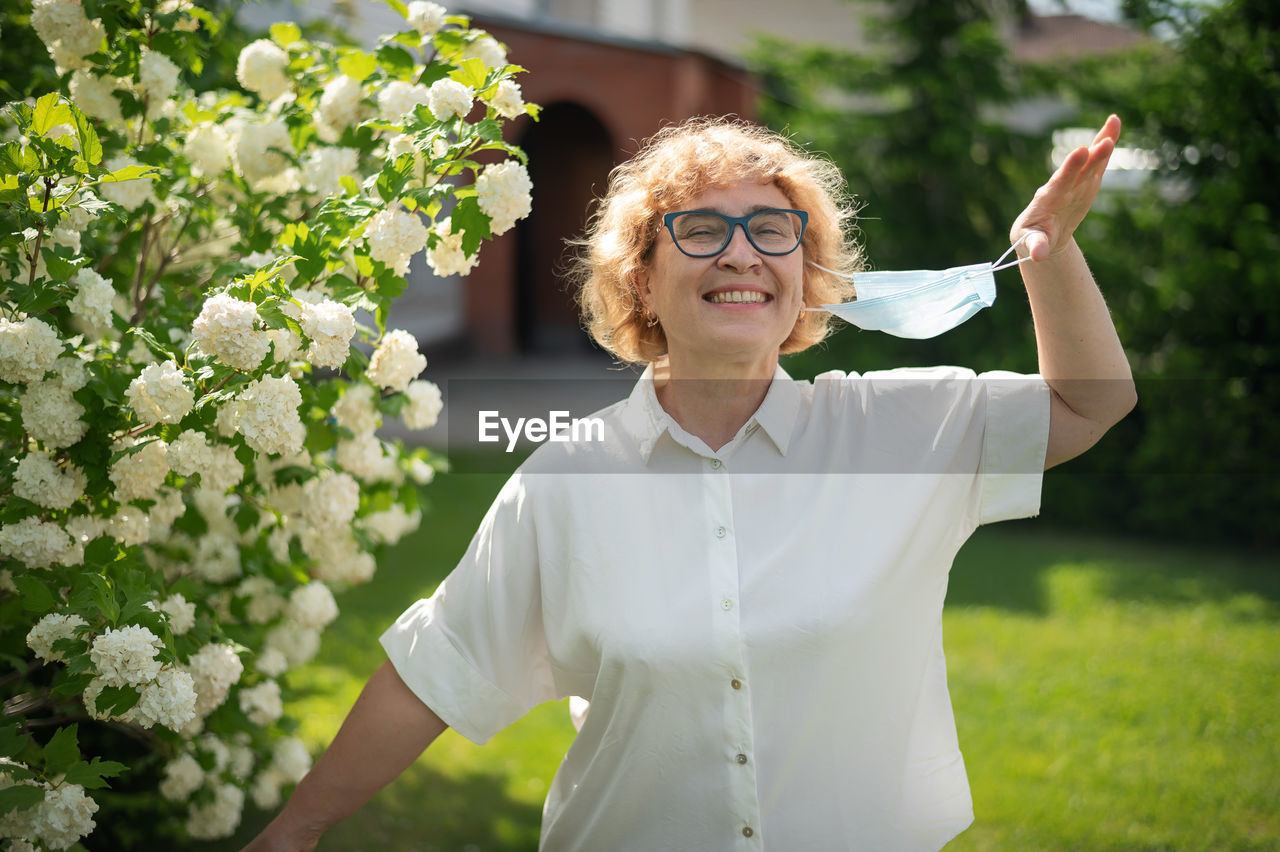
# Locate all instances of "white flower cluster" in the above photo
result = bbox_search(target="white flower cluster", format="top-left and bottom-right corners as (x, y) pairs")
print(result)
(109, 438), (170, 504)
(0, 518), (78, 569)
(185, 642), (244, 720)
(137, 48), (181, 112)
(132, 667), (199, 730)
(186, 782), (245, 840)
(69, 69), (125, 124)
(408, 1), (447, 37)
(301, 472), (360, 529)
(302, 146), (358, 198)
(238, 680), (283, 725)
(167, 430), (245, 491)
(20, 362), (89, 448)
(99, 156), (155, 210)
(487, 79), (525, 119)
(402, 379), (443, 429)
(68, 267), (116, 339)
(158, 752), (203, 801)
(366, 207), (429, 276)
(231, 375), (305, 456)
(89, 625), (163, 687)
(367, 330), (426, 393)
(336, 431), (396, 482)
(236, 39), (291, 101)
(249, 736), (311, 809)
(0, 316), (63, 384)
(331, 383), (381, 433)
(30, 0), (106, 71)
(426, 220), (476, 277)
(193, 293), (269, 370)
(157, 594), (197, 634)
(299, 298), (355, 369)
(464, 35), (507, 70)
(378, 81), (431, 124)
(126, 360), (194, 425)
(316, 75), (367, 141)
(427, 78), (473, 121)
(26, 613), (88, 663)
(0, 773), (99, 852)
(13, 452), (87, 510)
(363, 504), (421, 546)
(476, 160), (532, 235)
(185, 123), (233, 177)
(232, 116), (295, 189)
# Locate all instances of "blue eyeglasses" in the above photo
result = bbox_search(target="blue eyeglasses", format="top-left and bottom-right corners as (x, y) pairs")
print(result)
(662, 209), (808, 258)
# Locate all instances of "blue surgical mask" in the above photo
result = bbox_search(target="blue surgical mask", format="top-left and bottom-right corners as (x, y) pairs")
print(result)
(807, 235), (1030, 339)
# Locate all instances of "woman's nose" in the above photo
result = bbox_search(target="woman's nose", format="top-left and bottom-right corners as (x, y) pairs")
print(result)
(716, 224), (762, 271)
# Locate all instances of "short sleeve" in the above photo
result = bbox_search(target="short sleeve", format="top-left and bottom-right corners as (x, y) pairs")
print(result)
(976, 370), (1050, 524)
(380, 472), (557, 745)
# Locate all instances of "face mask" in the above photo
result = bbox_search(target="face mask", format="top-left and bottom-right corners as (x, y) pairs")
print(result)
(806, 234), (1031, 339)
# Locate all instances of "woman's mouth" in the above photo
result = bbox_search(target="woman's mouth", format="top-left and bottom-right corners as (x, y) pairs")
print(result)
(705, 290), (771, 304)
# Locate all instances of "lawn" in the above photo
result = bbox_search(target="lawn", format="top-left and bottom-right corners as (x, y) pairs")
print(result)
(219, 470), (1280, 851)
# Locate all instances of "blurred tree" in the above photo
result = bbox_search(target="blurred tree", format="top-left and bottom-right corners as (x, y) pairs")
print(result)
(1037, 0), (1280, 545)
(750, 0), (1050, 377)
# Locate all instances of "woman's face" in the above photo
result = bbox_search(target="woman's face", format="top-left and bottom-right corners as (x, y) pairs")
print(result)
(638, 180), (805, 375)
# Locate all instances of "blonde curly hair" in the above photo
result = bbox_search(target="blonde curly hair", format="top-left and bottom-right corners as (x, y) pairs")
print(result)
(570, 116), (862, 365)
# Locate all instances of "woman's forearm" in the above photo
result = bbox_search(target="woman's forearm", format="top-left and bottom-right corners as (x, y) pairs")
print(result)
(1021, 237), (1137, 424)
(243, 659), (449, 851)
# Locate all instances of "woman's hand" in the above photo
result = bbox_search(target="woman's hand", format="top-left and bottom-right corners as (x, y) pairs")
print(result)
(1011, 114), (1121, 262)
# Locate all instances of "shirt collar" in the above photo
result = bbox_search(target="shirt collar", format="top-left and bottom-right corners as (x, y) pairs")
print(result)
(619, 362), (801, 464)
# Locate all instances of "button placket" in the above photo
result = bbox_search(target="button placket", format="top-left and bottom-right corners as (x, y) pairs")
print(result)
(703, 470), (760, 847)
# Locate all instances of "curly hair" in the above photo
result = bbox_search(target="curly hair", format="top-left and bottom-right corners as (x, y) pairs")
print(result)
(569, 116), (862, 365)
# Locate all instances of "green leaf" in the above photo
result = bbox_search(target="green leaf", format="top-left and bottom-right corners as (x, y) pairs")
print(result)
(450, 57), (487, 90)
(63, 757), (128, 790)
(96, 686), (140, 717)
(71, 103), (103, 167)
(127, 326), (174, 362)
(376, 44), (416, 80)
(450, 195), (491, 257)
(0, 726), (33, 762)
(101, 163), (157, 184)
(0, 142), (26, 176)
(32, 93), (72, 136)
(43, 250), (79, 282)
(0, 784), (44, 818)
(42, 724), (81, 776)
(270, 21), (302, 47)
(339, 50), (379, 83)
(384, 0), (409, 18)
(14, 574), (58, 615)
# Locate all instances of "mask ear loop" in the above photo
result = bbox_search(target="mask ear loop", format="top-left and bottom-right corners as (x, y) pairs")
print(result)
(990, 232), (1033, 273)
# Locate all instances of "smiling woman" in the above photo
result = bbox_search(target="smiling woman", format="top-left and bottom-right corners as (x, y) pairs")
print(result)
(248, 116), (1137, 852)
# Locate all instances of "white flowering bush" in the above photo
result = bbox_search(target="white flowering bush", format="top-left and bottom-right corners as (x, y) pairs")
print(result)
(0, 0), (536, 846)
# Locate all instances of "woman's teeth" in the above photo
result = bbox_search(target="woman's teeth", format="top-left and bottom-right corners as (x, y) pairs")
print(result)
(707, 290), (769, 304)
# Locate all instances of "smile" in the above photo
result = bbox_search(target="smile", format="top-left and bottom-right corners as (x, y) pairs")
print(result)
(705, 290), (771, 304)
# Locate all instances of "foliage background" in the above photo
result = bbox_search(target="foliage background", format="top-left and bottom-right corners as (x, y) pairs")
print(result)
(757, 0), (1280, 546)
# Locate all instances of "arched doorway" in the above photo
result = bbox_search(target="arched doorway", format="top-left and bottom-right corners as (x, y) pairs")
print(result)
(515, 102), (615, 354)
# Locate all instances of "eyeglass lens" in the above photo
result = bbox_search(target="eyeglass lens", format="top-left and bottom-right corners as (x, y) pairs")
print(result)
(671, 210), (803, 256)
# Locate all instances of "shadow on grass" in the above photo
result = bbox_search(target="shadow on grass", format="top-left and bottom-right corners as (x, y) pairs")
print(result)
(948, 522), (1280, 620)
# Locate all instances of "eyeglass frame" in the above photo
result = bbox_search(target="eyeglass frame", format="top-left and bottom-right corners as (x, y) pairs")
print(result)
(661, 208), (809, 258)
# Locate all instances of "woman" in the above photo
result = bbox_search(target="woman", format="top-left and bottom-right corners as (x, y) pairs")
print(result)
(246, 116), (1135, 851)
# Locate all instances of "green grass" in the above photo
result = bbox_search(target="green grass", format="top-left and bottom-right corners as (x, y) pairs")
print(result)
(219, 473), (1280, 851)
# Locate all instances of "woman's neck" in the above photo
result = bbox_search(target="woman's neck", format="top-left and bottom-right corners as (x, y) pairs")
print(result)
(654, 353), (777, 451)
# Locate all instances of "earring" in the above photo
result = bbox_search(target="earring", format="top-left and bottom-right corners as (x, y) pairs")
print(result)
(646, 310), (660, 328)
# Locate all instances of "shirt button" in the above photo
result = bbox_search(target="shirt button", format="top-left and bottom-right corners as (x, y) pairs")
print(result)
(715, 526), (727, 538)
(736, 753), (748, 764)
(721, 598), (733, 611)
(730, 678), (742, 690)
(710, 459), (722, 469)
(742, 826), (755, 838)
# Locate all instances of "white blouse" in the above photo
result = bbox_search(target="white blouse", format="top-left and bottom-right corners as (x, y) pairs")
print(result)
(381, 363), (1050, 851)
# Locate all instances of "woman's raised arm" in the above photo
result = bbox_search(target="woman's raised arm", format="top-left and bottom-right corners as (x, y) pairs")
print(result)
(241, 659), (449, 852)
